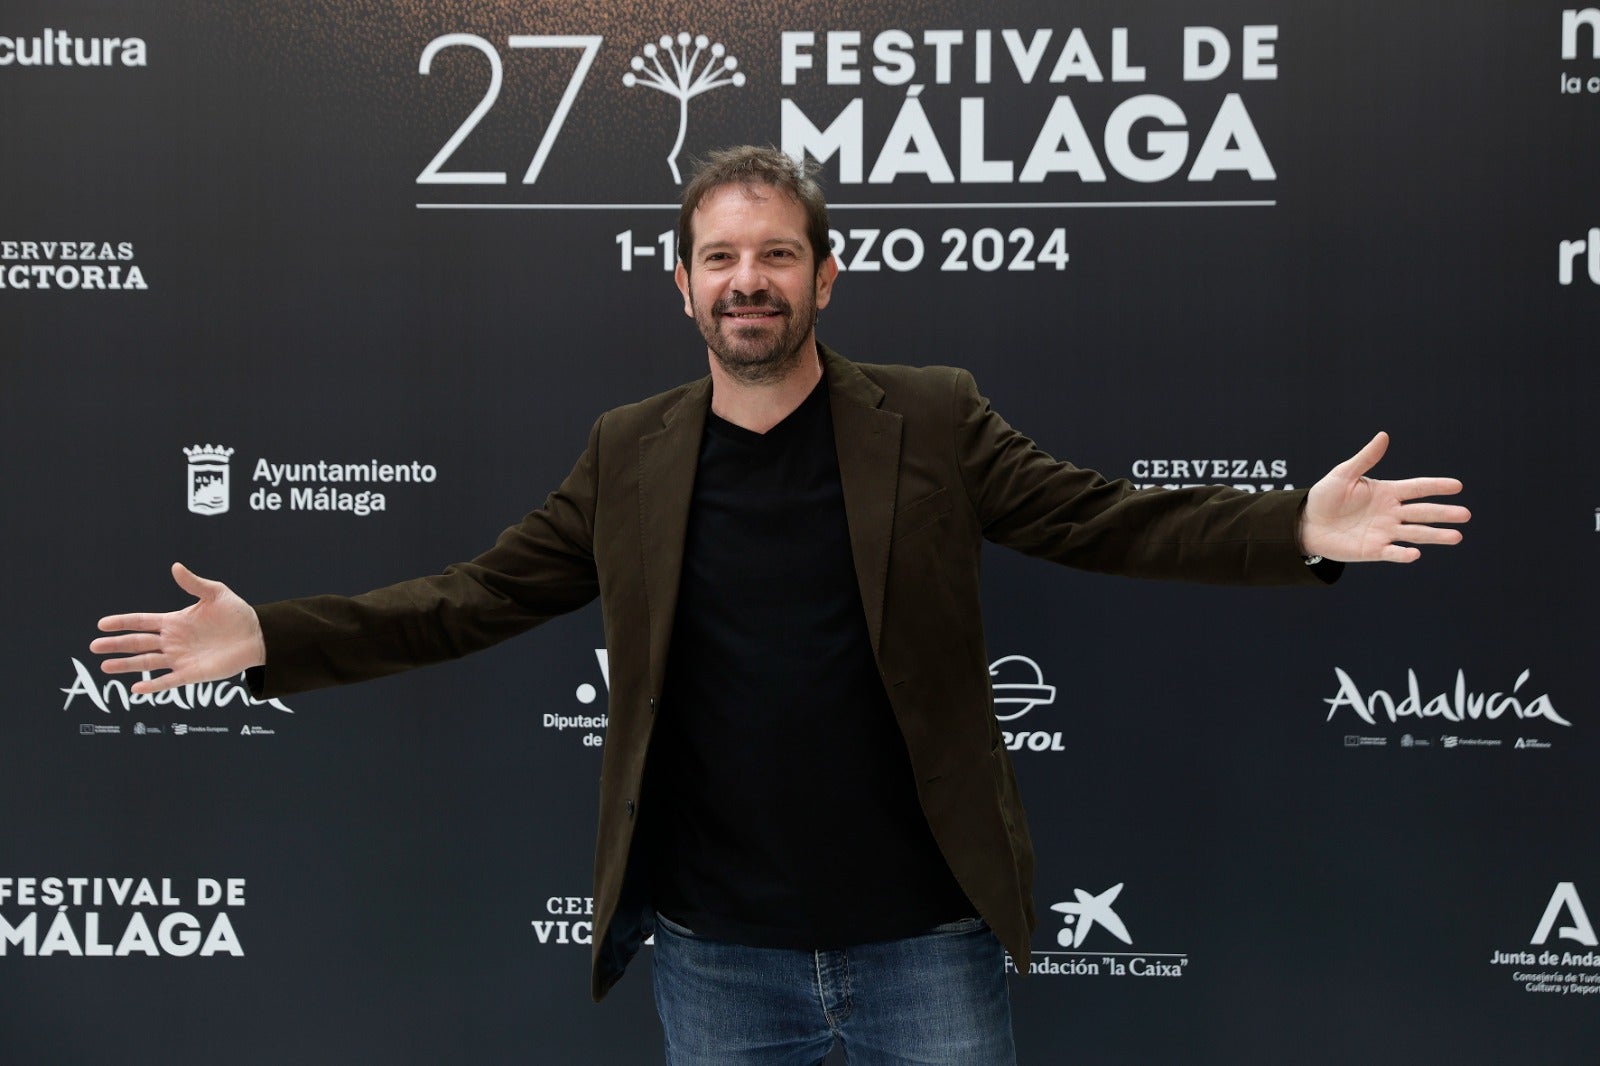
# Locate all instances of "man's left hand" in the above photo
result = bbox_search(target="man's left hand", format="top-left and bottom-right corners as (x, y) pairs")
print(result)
(1300, 432), (1470, 563)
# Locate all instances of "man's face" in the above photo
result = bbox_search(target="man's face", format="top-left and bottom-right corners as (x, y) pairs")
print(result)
(674, 182), (837, 385)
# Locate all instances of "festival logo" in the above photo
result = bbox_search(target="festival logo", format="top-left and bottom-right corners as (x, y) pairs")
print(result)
(184, 444), (233, 516)
(622, 33), (745, 183)
(0, 876), (245, 959)
(416, 24), (1280, 195)
(416, 18), (1284, 283)
(776, 27), (1278, 188)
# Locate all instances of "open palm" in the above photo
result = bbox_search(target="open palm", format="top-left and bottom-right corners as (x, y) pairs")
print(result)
(1301, 432), (1469, 563)
(91, 562), (265, 694)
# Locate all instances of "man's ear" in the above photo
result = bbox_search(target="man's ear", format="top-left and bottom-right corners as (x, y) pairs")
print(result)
(674, 260), (693, 318)
(814, 253), (840, 311)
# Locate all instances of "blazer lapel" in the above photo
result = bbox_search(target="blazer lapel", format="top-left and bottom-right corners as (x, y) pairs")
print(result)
(637, 376), (711, 695)
(824, 348), (903, 658)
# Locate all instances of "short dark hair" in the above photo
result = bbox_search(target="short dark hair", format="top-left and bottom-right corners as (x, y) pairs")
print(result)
(677, 146), (831, 270)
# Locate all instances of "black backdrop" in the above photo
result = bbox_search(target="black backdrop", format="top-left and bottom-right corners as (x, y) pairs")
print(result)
(3, 2), (1597, 1062)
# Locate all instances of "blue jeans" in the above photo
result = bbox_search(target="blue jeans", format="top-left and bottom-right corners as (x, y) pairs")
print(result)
(651, 913), (1017, 1065)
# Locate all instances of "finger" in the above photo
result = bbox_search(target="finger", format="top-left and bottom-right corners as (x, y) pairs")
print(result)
(1386, 477), (1464, 500)
(1338, 431), (1389, 478)
(130, 672), (191, 695)
(171, 561), (220, 600)
(101, 653), (171, 675)
(1380, 544), (1422, 564)
(89, 633), (163, 655)
(1393, 525), (1464, 546)
(1397, 502), (1472, 525)
(97, 612), (168, 633)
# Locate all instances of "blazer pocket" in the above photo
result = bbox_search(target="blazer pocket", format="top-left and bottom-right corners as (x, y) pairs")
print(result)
(892, 487), (952, 542)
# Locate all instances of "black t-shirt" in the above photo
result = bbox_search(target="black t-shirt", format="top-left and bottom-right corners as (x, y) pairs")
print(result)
(643, 375), (975, 949)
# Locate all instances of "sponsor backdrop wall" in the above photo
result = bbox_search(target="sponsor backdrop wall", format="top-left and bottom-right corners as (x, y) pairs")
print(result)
(3, 1), (1597, 1062)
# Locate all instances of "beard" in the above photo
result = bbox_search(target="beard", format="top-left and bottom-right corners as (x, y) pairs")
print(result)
(691, 284), (818, 386)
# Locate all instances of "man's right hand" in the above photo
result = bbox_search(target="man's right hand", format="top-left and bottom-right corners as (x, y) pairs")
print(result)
(92, 562), (266, 695)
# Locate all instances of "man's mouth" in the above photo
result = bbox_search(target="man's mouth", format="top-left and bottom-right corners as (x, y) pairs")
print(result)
(721, 309), (782, 320)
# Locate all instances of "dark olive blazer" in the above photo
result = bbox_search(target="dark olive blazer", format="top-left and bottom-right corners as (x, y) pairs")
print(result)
(254, 346), (1332, 1001)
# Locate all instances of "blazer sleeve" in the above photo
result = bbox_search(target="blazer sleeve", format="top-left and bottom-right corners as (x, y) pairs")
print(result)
(949, 369), (1339, 585)
(249, 415), (606, 698)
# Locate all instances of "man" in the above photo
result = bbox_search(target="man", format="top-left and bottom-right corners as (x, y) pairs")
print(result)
(94, 147), (1468, 1065)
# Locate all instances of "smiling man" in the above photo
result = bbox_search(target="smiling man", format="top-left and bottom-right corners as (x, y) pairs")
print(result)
(676, 178), (835, 390)
(673, 158), (838, 429)
(94, 146), (1469, 1065)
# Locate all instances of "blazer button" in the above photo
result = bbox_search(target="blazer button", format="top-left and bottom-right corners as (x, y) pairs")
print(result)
(649, 696), (657, 714)
(625, 798), (636, 818)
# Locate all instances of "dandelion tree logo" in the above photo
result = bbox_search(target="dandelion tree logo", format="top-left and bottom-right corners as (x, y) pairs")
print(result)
(622, 33), (745, 183)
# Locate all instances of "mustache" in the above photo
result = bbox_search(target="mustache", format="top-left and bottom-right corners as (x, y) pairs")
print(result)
(714, 293), (791, 315)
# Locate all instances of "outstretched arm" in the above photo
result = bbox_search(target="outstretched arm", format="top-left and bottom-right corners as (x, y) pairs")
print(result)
(92, 562), (266, 694)
(1300, 432), (1469, 563)
(91, 413), (606, 699)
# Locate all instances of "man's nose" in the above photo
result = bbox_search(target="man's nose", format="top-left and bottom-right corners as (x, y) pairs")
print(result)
(730, 254), (767, 295)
